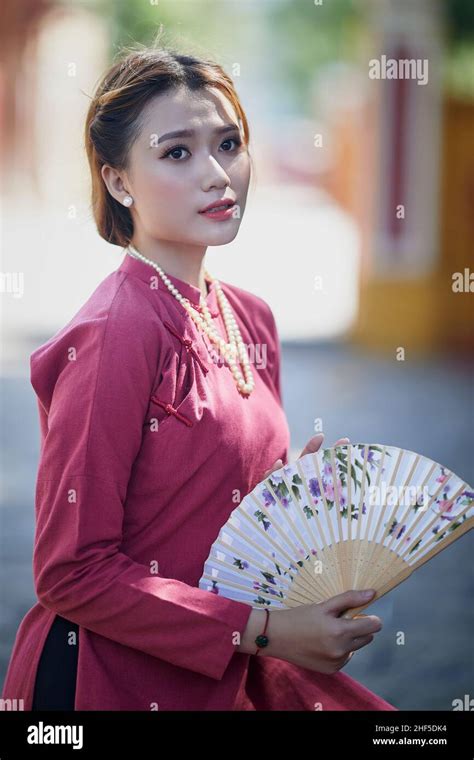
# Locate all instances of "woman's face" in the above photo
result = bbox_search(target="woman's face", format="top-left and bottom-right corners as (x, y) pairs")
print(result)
(120, 85), (251, 249)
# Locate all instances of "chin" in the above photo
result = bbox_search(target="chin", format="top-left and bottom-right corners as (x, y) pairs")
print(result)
(202, 224), (242, 246)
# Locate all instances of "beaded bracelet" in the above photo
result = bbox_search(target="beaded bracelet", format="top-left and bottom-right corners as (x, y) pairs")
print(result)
(254, 609), (270, 655)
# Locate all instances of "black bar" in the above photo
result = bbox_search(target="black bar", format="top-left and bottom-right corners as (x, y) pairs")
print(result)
(0, 710), (472, 757)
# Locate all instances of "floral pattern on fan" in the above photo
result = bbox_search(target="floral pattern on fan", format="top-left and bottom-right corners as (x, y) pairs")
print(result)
(198, 443), (474, 612)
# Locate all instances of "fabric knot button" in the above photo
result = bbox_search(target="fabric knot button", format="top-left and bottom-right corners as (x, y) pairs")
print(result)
(162, 319), (209, 375)
(165, 404), (174, 414)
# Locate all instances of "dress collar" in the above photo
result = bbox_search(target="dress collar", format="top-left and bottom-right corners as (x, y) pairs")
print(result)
(118, 249), (219, 316)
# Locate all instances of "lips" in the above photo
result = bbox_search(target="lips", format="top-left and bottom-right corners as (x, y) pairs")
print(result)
(199, 199), (236, 214)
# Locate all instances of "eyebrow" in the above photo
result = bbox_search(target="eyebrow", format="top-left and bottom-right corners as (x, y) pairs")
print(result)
(154, 123), (240, 145)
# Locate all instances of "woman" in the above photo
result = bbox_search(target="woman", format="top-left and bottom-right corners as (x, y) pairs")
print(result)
(1, 45), (396, 711)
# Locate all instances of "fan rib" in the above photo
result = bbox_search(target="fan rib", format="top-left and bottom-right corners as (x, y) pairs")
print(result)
(253, 472), (335, 600)
(230, 503), (316, 603)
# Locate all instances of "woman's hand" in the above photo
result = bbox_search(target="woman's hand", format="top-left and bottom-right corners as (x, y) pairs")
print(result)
(238, 589), (382, 672)
(263, 432), (350, 480)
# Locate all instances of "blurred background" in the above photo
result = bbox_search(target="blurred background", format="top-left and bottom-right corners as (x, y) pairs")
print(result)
(1, 0), (473, 710)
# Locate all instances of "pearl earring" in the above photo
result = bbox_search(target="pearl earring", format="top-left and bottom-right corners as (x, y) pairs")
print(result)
(123, 195), (134, 207)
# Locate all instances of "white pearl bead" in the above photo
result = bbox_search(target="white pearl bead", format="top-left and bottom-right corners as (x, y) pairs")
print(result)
(127, 245), (255, 396)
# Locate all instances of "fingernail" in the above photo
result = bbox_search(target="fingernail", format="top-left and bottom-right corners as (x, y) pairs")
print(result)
(362, 589), (375, 598)
(274, 459), (283, 467)
(371, 617), (382, 630)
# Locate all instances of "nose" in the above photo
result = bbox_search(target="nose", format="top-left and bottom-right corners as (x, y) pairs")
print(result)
(201, 154), (231, 190)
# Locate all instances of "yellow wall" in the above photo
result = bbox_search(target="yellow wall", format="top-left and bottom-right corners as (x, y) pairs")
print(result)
(350, 97), (474, 356)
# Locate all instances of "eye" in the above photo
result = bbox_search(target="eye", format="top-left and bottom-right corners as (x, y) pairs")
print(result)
(220, 137), (242, 151)
(161, 145), (191, 161)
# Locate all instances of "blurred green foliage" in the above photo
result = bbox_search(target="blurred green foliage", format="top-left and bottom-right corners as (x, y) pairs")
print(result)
(266, 0), (474, 103)
(91, 0), (253, 65)
(263, 0), (366, 112)
(445, 0), (474, 43)
(445, 0), (474, 98)
(85, 0), (474, 102)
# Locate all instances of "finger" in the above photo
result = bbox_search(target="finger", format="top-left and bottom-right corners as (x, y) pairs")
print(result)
(348, 634), (374, 652)
(324, 589), (376, 617)
(343, 615), (382, 638)
(337, 651), (355, 669)
(263, 459), (283, 479)
(334, 437), (350, 447)
(299, 433), (324, 458)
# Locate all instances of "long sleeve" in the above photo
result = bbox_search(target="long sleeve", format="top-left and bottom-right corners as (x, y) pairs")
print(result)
(31, 283), (252, 681)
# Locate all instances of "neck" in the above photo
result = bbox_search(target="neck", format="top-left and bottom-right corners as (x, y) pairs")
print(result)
(129, 237), (209, 298)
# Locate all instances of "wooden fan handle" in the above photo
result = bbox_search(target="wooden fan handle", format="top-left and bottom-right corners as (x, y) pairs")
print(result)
(340, 606), (372, 620)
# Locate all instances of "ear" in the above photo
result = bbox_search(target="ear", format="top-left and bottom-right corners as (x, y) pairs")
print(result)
(101, 164), (131, 205)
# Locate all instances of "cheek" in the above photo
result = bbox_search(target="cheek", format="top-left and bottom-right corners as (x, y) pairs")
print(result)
(138, 164), (187, 219)
(230, 152), (251, 187)
(230, 155), (251, 205)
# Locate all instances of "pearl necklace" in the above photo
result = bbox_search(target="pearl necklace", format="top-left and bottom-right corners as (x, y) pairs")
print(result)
(126, 244), (255, 396)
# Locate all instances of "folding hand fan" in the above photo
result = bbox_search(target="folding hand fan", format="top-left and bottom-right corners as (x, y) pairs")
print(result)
(198, 444), (474, 618)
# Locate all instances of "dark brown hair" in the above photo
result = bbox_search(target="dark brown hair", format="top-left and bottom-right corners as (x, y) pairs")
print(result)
(85, 42), (252, 248)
